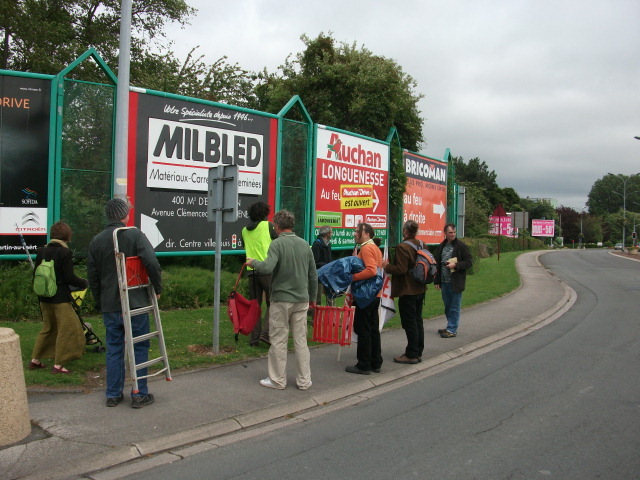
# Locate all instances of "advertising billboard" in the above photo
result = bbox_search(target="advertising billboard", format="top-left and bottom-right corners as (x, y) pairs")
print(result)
(403, 152), (448, 244)
(128, 91), (278, 254)
(314, 127), (389, 246)
(532, 219), (555, 237)
(0, 74), (51, 256)
(489, 215), (517, 237)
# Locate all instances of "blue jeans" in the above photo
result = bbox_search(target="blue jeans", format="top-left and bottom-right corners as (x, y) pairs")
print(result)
(103, 312), (150, 398)
(440, 282), (462, 334)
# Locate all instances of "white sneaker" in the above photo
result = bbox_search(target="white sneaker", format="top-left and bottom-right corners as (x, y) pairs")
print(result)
(260, 378), (284, 390)
(297, 381), (312, 391)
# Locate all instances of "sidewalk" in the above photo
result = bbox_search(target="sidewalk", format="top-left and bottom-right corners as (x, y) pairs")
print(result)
(0, 251), (575, 480)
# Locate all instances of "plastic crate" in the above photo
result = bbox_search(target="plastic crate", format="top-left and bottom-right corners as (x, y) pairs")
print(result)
(312, 305), (355, 347)
(125, 256), (149, 287)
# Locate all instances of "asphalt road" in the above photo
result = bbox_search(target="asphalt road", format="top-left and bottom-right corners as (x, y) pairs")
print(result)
(122, 250), (640, 480)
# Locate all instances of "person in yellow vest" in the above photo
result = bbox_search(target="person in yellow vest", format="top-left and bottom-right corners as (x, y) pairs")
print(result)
(242, 202), (278, 347)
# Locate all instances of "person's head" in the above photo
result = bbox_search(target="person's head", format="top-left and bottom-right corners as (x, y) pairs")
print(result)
(272, 209), (295, 232)
(50, 221), (72, 242)
(354, 222), (374, 244)
(444, 223), (457, 243)
(248, 202), (270, 222)
(318, 225), (332, 239)
(105, 197), (131, 222)
(403, 220), (419, 239)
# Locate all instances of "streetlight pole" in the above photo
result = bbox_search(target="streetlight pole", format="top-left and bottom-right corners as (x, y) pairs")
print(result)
(612, 173), (640, 251)
(579, 207), (587, 249)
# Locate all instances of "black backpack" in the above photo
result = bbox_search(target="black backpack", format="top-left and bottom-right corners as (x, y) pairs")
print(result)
(403, 240), (438, 285)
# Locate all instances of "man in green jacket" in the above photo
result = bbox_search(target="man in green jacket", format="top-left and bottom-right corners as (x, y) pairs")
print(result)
(247, 210), (317, 390)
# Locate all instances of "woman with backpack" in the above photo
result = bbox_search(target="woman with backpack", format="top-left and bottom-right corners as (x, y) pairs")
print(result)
(29, 221), (88, 374)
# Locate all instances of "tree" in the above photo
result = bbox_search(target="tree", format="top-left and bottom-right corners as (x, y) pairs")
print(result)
(0, 0), (194, 81)
(253, 33), (424, 151)
(586, 173), (640, 216)
(461, 184), (491, 237)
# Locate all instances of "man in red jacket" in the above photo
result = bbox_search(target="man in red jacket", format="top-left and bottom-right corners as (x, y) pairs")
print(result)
(346, 222), (383, 375)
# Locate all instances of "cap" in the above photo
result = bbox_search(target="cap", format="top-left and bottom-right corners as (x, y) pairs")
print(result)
(105, 198), (130, 221)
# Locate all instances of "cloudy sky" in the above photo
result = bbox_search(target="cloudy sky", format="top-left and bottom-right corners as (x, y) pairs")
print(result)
(164, 0), (639, 209)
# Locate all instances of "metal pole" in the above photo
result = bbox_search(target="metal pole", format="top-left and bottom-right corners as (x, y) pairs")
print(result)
(213, 168), (223, 354)
(113, 0), (133, 198)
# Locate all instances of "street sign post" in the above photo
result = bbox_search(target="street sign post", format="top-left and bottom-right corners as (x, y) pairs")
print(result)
(207, 165), (239, 353)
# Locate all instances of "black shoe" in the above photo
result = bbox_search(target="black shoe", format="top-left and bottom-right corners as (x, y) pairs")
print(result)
(440, 330), (456, 338)
(131, 393), (155, 409)
(437, 328), (447, 334)
(372, 367), (381, 373)
(345, 365), (371, 375)
(106, 393), (124, 407)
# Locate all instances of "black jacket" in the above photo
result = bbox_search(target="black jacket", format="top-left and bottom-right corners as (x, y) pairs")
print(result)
(311, 237), (332, 270)
(87, 222), (162, 313)
(434, 237), (473, 293)
(34, 241), (88, 304)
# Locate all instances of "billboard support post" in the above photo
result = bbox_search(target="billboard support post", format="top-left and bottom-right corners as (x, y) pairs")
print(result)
(208, 166), (238, 354)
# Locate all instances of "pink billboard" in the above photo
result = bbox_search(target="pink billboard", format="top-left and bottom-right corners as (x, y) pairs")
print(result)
(532, 219), (555, 237)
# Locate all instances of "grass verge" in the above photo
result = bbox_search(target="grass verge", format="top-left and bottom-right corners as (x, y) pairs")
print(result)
(2, 251), (524, 389)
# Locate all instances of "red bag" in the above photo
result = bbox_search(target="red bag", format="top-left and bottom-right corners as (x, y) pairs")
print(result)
(227, 263), (261, 341)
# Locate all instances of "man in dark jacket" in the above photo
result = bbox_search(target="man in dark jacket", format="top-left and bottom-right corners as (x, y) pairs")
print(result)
(382, 220), (426, 363)
(311, 225), (333, 306)
(434, 223), (473, 338)
(88, 198), (162, 408)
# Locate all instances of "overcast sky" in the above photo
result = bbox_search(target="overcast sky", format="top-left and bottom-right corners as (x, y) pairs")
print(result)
(164, 0), (640, 209)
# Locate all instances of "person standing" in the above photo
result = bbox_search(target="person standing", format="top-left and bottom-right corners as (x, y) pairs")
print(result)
(382, 220), (426, 364)
(311, 225), (334, 306)
(29, 221), (88, 374)
(345, 222), (383, 375)
(247, 210), (317, 390)
(242, 201), (278, 347)
(434, 223), (473, 338)
(87, 198), (162, 408)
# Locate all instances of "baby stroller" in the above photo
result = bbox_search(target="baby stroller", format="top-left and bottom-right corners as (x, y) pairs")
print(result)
(70, 288), (106, 353)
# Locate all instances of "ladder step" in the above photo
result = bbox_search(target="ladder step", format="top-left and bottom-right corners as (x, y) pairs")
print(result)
(126, 284), (149, 291)
(132, 331), (160, 343)
(130, 305), (156, 316)
(136, 369), (172, 381)
(134, 357), (167, 371)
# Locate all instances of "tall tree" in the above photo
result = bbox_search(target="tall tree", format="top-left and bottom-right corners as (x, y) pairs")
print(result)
(586, 173), (640, 216)
(0, 0), (194, 81)
(253, 33), (424, 151)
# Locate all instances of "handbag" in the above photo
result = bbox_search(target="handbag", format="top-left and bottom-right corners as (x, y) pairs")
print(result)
(227, 263), (262, 342)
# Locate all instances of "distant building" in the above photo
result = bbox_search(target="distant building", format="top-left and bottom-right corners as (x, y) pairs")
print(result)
(526, 197), (558, 208)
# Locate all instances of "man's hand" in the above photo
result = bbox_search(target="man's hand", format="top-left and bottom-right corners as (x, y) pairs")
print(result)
(309, 302), (317, 310)
(246, 258), (254, 267)
(381, 259), (389, 268)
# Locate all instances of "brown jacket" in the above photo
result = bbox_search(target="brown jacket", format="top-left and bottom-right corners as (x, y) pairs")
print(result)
(384, 239), (426, 297)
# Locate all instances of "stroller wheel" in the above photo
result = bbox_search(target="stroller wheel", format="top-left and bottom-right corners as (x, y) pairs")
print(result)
(93, 346), (106, 353)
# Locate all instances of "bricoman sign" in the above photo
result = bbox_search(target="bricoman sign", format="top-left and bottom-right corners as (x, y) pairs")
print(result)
(147, 118), (264, 195)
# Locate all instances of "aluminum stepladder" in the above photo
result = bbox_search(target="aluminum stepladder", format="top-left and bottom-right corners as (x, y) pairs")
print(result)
(113, 227), (171, 394)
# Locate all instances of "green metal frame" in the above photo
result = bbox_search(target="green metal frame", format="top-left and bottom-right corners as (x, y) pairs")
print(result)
(276, 95), (314, 241)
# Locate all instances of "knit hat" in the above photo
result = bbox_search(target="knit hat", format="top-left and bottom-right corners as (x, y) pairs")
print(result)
(105, 198), (130, 221)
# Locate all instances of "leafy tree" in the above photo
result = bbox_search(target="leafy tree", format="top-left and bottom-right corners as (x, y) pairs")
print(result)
(253, 33), (424, 151)
(586, 173), (640, 216)
(1, 0), (194, 77)
(461, 184), (491, 237)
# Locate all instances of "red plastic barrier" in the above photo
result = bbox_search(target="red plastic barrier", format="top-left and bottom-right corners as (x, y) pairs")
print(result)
(312, 305), (355, 346)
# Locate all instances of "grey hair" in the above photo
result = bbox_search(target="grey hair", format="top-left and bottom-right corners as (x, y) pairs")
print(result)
(318, 225), (332, 236)
(403, 220), (419, 237)
(272, 209), (295, 230)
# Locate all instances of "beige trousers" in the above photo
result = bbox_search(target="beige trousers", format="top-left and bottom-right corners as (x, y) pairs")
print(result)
(267, 301), (311, 389)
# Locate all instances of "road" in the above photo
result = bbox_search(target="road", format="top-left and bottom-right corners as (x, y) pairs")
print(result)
(122, 250), (640, 480)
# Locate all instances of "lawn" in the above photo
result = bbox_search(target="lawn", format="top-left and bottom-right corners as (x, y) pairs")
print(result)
(2, 250), (523, 389)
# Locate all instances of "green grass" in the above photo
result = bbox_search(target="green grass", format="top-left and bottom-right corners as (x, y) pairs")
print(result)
(2, 250), (524, 389)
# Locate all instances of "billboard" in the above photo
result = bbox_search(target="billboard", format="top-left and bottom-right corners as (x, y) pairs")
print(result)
(489, 215), (517, 237)
(129, 91), (278, 254)
(403, 152), (447, 244)
(532, 219), (555, 237)
(314, 127), (389, 246)
(0, 74), (51, 256)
